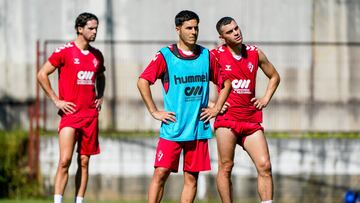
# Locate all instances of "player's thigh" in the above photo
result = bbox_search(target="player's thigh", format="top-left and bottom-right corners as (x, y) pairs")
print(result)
(215, 127), (237, 162)
(58, 127), (77, 159)
(243, 130), (270, 167)
(183, 140), (211, 172)
(78, 117), (100, 155)
(154, 138), (182, 172)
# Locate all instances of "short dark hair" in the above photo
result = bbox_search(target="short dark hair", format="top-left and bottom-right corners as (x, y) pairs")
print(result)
(75, 12), (98, 34)
(175, 10), (199, 26)
(216, 16), (235, 34)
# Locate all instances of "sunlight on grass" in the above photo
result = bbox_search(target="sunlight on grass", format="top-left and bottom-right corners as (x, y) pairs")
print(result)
(0, 199), (238, 203)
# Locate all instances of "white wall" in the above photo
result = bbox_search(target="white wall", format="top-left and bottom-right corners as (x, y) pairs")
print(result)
(40, 137), (360, 201)
(1, 0), (360, 131)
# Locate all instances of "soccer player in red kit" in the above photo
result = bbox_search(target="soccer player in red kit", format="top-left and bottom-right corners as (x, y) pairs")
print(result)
(37, 12), (105, 203)
(211, 17), (280, 203)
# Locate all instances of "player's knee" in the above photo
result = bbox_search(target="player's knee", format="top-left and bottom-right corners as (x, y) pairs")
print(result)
(58, 157), (72, 169)
(184, 172), (198, 185)
(184, 178), (197, 189)
(219, 160), (234, 173)
(257, 159), (272, 176)
(79, 156), (90, 168)
(154, 167), (171, 181)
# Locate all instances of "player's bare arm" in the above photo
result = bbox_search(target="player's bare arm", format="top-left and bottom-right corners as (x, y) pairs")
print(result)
(37, 61), (76, 114)
(137, 78), (176, 124)
(250, 49), (280, 109)
(95, 72), (105, 111)
(200, 79), (231, 122)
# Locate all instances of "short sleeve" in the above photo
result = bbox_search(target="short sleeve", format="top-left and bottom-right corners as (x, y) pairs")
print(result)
(139, 52), (167, 84)
(48, 48), (65, 68)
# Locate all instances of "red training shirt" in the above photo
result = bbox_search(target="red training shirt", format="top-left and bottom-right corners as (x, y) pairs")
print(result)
(48, 41), (105, 118)
(211, 44), (262, 123)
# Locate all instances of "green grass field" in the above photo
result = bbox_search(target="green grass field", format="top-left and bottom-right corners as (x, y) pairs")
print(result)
(0, 200), (143, 203)
(0, 200), (228, 203)
(0, 200), (324, 203)
(0, 200), (139, 203)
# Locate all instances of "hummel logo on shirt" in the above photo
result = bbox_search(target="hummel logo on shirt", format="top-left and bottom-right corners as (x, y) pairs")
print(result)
(225, 65), (232, 71)
(74, 58), (80, 64)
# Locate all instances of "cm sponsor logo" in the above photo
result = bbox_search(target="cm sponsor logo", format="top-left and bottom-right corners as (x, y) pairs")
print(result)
(77, 71), (94, 80)
(77, 71), (95, 85)
(185, 86), (203, 96)
(231, 79), (251, 94)
(232, 79), (250, 89)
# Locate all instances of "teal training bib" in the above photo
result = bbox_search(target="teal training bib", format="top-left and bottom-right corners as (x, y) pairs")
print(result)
(159, 45), (212, 141)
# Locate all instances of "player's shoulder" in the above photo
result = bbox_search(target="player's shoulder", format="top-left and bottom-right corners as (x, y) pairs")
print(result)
(54, 42), (75, 54)
(212, 44), (226, 52)
(160, 44), (173, 51)
(198, 45), (210, 57)
(89, 45), (104, 57)
(243, 44), (260, 59)
(89, 45), (102, 53)
(158, 44), (172, 56)
(210, 44), (227, 59)
(197, 44), (208, 50)
(245, 44), (258, 52)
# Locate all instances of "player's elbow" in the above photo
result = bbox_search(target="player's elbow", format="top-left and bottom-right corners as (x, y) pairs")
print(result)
(275, 73), (281, 85)
(136, 78), (143, 90)
(271, 71), (280, 86)
(137, 78), (149, 90)
(37, 69), (46, 83)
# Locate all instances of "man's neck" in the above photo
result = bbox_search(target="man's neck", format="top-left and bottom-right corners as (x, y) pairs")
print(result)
(75, 37), (90, 50)
(177, 41), (196, 52)
(228, 43), (242, 56)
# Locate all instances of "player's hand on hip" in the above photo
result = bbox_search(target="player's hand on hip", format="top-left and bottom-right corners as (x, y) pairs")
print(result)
(220, 102), (230, 114)
(55, 100), (76, 114)
(151, 110), (176, 124)
(95, 97), (103, 111)
(250, 97), (268, 110)
(200, 107), (220, 123)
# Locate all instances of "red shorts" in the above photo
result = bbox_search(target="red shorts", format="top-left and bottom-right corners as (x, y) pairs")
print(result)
(154, 138), (211, 172)
(214, 119), (264, 147)
(58, 116), (100, 155)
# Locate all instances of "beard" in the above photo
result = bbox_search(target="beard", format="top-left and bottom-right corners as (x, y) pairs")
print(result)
(86, 34), (96, 42)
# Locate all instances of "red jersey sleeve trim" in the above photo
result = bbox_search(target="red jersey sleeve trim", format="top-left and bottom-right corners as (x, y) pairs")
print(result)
(139, 52), (167, 85)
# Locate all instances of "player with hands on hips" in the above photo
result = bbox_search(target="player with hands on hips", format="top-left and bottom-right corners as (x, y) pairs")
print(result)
(137, 10), (231, 203)
(37, 12), (106, 203)
(211, 16), (280, 203)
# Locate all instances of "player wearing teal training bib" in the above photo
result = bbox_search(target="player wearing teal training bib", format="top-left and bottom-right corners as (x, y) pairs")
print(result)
(137, 10), (231, 203)
(159, 45), (212, 141)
